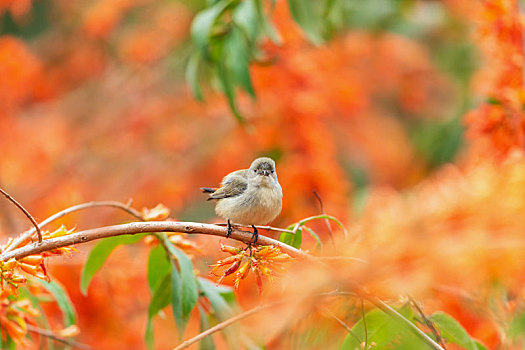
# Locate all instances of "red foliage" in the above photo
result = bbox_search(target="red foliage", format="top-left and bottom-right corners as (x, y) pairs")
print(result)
(2, 0), (525, 348)
(465, 0), (525, 159)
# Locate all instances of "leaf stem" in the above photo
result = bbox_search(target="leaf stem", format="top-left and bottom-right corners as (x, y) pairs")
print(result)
(297, 214), (348, 238)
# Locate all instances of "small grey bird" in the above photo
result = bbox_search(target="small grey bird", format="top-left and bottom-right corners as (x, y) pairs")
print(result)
(201, 157), (283, 242)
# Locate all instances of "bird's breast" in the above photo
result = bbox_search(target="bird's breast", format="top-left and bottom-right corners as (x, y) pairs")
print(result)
(215, 184), (282, 225)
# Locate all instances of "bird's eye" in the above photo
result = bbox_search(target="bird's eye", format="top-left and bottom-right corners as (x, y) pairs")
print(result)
(271, 170), (274, 173)
(253, 169), (257, 173)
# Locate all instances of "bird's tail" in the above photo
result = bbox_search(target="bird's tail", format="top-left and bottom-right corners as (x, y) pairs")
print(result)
(200, 187), (216, 194)
(201, 187), (218, 201)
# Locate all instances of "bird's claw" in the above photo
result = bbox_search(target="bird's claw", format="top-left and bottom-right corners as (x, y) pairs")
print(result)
(226, 219), (232, 238)
(251, 225), (258, 244)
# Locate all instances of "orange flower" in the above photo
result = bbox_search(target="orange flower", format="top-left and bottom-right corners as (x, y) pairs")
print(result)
(465, 0), (525, 159)
(141, 203), (170, 221)
(0, 36), (44, 111)
(210, 245), (293, 291)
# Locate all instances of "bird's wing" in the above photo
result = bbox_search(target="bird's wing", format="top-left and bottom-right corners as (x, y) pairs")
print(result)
(207, 170), (248, 200)
(222, 169), (247, 182)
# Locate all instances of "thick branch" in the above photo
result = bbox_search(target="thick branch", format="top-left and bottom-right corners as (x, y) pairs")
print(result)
(0, 221), (309, 261)
(4, 200), (144, 254)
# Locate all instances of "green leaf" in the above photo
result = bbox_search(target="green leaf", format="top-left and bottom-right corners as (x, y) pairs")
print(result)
(279, 226), (302, 249)
(148, 273), (172, 318)
(508, 305), (525, 341)
(145, 272), (172, 350)
(198, 278), (234, 320)
(198, 305), (216, 350)
(287, 0), (324, 44)
(224, 26), (255, 97)
(161, 236), (199, 327)
(233, 0), (259, 41)
(429, 312), (478, 350)
(217, 60), (244, 123)
(148, 244), (171, 292)
(19, 287), (54, 350)
(340, 305), (427, 350)
(1, 335), (15, 350)
(171, 258), (184, 335)
(36, 280), (76, 327)
(80, 233), (146, 295)
(191, 0), (230, 52)
(145, 320), (154, 350)
(255, 0), (282, 44)
(199, 278), (242, 349)
(475, 341), (488, 350)
(186, 51), (204, 101)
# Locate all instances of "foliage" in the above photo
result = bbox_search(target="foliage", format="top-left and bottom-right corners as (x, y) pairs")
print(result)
(0, 0), (525, 349)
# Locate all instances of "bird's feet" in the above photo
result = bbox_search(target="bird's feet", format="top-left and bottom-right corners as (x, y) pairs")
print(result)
(226, 219), (232, 238)
(251, 225), (259, 243)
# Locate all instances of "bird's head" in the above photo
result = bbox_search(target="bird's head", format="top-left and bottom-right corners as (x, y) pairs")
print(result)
(248, 157), (278, 185)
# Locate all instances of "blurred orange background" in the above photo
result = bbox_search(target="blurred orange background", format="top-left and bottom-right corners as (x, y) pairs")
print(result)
(2, 0), (525, 348)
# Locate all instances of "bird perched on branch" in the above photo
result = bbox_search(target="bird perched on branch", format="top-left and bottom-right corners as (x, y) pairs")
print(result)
(201, 157), (283, 243)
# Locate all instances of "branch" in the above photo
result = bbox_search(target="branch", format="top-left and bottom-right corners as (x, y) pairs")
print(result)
(173, 301), (283, 350)
(3, 200), (144, 254)
(26, 325), (92, 350)
(0, 188), (43, 243)
(0, 221), (310, 261)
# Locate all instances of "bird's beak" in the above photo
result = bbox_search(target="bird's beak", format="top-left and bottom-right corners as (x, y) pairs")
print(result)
(259, 170), (270, 176)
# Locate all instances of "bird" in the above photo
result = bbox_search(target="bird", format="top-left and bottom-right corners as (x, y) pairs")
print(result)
(201, 157), (283, 243)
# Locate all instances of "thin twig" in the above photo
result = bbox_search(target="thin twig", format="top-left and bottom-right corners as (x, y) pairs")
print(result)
(0, 188), (43, 243)
(316, 256), (369, 264)
(409, 296), (447, 349)
(0, 180), (18, 233)
(312, 190), (335, 247)
(320, 306), (361, 344)
(173, 301), (283, 350)
(26, 325), (92, 350)
(3, 200), (144, 254)
(0, 221), (310, 262)
(297, 215), (348, 238)
(361, 297), (368, 348)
